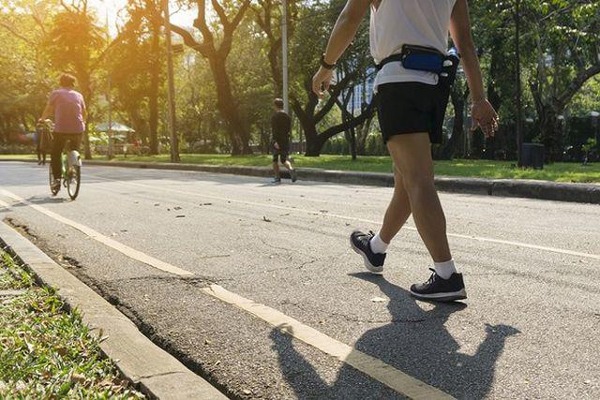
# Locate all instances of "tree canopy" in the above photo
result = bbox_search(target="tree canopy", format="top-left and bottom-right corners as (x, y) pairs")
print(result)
(1, 0), (599, 160)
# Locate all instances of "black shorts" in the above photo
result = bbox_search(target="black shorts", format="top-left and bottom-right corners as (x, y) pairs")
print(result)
(376, 82), (447, 144)
(272, 150), (289, 163)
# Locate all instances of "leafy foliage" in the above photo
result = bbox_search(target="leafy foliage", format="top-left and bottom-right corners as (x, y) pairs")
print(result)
(1, 0), (599, 159)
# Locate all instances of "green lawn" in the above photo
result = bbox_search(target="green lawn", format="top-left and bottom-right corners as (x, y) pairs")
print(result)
(2, 153), (599, 183)
(0, 250), (143, 398)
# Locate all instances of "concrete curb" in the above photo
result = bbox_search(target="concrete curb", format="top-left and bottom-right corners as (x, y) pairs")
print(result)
(2, 159), (599, 204)
(85, 160), (600, 205)
(0, 221), (229, 400)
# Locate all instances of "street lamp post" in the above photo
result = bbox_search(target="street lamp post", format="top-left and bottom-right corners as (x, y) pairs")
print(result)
(282, 0), (289, 113)
(107, 75), (114, 159)
(163, 0), (180, 162)
(104, 3), (114, 160)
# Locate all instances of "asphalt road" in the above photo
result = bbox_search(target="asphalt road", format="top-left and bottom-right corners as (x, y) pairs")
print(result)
(1, 161), (599, 400)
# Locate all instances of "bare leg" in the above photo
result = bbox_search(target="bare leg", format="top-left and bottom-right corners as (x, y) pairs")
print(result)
(379, 165), (412, 244)
(272, 161), (280, 178)
(386, 133), (451, 263)
(282, 160), (295, 171)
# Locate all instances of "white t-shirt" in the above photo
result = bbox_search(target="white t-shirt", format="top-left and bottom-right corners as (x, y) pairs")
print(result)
(370, 0), (457, 88)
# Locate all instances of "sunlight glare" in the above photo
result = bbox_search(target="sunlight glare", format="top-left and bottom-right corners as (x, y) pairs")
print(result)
(88, 0), (195, 35)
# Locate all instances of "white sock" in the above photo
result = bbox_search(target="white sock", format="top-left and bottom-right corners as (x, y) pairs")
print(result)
(370, 233), (388, 254)
(434, 259), (457, 279)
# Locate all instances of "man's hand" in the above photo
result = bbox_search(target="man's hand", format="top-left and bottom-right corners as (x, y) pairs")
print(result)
(273, 142), (280, 150)
(471, 99), (499, 138)
(312, 67), (334, 98)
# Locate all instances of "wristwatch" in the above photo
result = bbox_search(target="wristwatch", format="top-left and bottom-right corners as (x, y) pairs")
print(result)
(320, 53), (336, 70)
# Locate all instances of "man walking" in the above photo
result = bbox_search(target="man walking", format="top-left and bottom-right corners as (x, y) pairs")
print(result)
(40, 73), (86, 193)
(312, 0), (498, 301)
(271, 98), (297, 183)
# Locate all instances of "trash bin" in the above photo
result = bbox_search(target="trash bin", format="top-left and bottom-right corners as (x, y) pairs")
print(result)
(521, 143), (544, 169)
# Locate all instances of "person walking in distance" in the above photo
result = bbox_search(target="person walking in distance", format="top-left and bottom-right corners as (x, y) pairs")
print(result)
(40, 73), (86, 194)
(271, 98), (297, 183)
(312, 0), (498, 301)
(34, 125), (47, 165)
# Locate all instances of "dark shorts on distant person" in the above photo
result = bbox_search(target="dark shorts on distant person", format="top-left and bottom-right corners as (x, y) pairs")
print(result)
(272, 149), (289, 163)
(376, 82), (447, 144)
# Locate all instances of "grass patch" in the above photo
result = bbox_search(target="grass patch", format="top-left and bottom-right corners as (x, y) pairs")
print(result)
(2, 153), (599, 183)
(0, 250), (144, 399)
(107, 154), (600, 183)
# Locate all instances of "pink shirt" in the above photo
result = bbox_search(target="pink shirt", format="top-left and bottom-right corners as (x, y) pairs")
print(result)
(49, 88), (86, 133)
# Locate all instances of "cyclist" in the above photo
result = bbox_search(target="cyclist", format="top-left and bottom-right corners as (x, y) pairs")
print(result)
(39, 73), (86, 193)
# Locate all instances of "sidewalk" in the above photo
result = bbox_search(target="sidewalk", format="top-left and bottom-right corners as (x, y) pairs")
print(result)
(84, 160), (600, 205)
(0, 222), (229, 400)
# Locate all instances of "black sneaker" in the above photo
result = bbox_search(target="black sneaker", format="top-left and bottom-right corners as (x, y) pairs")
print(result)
(290, 169), (298, 182)
(350, 230), (386, 274)
(272, 177), (281, 184)
(410, 268), (467, 302)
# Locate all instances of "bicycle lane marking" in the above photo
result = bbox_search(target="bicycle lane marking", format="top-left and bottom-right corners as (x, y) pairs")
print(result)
(0, 189), (192, 276)
(91, 174), (600, 261)
(0, 188), (454, 400)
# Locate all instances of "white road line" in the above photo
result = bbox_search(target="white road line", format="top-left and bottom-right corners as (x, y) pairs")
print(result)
(0, 187), (454, 399)
(92, 174), (600, 261)
(203, 284), (454, 400)
(0, 189), (192, 276)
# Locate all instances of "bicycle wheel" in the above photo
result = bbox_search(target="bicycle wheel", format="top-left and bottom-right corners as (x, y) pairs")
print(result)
(66, 165), (81, 200)
(49, 164), (60, 196)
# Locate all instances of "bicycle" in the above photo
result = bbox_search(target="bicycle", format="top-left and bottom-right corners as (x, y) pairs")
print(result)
(49, 143), (82, 200)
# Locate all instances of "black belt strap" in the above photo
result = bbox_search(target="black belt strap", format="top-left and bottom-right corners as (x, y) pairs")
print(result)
(375, 54), (403, 71)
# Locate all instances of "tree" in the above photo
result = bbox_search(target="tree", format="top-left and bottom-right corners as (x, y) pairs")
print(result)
(524, 1), (600, 161)
(252, 0), (300, 96)
(0, 0), (57, 141)
(289, 0), (376, 156)
(43, 0), (107, 159)
(108, 0), (164, 154)
(170, 0), (252, 155)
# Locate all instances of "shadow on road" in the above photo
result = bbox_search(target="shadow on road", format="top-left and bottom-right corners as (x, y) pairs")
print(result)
(270, 273), (519, 399)
(5, 196), (69, 207)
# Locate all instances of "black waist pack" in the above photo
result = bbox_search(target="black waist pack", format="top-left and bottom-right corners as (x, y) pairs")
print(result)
(376, 44), (460, 89)
(400, 44), (445, 74)
(376, 44), (445, 73)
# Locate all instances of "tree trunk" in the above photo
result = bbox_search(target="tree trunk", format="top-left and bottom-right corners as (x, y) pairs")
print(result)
(292, 75), (375, 157)
(169, 0), (252, 156)
(538, 106), (563, 162)
(208, 56), (251, 155)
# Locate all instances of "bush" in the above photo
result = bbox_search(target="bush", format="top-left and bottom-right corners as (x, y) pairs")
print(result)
(0, 144), (34, 155)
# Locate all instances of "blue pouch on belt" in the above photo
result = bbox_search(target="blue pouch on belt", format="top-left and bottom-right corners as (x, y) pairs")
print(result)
(400, 44), (445, 74)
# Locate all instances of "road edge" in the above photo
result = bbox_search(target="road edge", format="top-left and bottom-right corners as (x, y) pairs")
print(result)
(0, 220), (229, 400)
(88, 160), (600, 204)
(1, 159), (599, 204)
